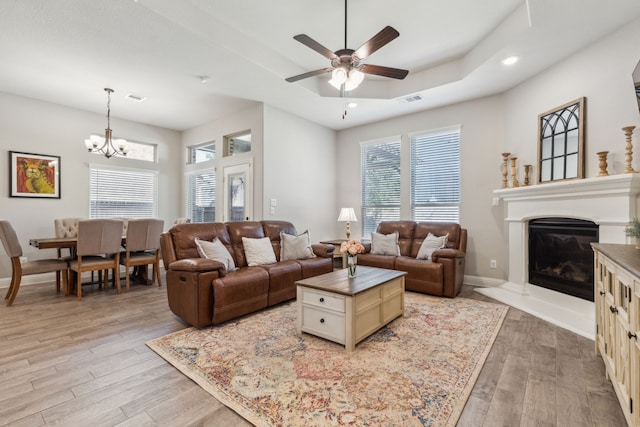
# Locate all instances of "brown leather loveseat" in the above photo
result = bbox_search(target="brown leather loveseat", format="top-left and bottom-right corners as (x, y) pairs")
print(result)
(160, 220), (334, 328)
(357, 221), (467, 298)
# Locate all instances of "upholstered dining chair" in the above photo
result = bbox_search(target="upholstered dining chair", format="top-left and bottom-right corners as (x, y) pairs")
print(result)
(68, 219), (124, 300)
(0, 220), (68, 306)
(119, 218), (164, 291)
(173, 217), (191, 224)
(54, 217), (82, 283)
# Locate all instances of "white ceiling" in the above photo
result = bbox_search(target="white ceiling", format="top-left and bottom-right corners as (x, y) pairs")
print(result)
(1, 0), (639, 132)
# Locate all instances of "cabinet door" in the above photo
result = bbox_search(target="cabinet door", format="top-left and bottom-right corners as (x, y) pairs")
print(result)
(614, 269), (633, 412)
(594, 253), (607, 356)
(604, 259), (617, 370)
(632, 281), (640, 427)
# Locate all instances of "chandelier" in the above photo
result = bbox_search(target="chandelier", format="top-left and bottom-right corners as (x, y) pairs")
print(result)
(84, 88), (128, 158)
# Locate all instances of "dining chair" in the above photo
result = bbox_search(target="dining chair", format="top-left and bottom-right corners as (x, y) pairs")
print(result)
(0, 220), (69, 306)
(68, 219), (124, 300)
(54, 217), (82, 284)
(119, 218), (164, 291)
(173, 217), (191, 224)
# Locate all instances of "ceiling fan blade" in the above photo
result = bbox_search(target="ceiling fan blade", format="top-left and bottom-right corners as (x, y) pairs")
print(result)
(360, 64), (409, 79)
(285, 68), (333, 83)
(293, 34), (338, 61)
(352, 26), (400, 61)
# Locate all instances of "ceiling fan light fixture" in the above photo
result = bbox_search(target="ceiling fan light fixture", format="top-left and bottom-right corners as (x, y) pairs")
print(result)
(344, 69), (364, 91)
(329, 68), (348, 89)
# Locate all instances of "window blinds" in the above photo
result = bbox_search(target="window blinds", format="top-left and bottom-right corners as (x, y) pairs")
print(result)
(187, 170), (216, 223)
(360, 139), (401, 237)
(89, 164), (158, 218)
(410, 127), (461, 222)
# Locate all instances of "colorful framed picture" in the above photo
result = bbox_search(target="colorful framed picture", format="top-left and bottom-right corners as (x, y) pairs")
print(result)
(9, 151), (61, 198)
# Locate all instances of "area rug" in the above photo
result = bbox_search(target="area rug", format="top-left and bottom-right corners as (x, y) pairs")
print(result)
(147, 292), (508, 426)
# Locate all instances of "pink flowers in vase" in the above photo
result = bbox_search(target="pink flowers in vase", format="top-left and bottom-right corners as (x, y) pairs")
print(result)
(340, 239), (365, 256)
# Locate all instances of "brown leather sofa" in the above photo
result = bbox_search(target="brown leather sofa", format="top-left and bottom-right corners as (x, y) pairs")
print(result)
(357, 221), (467, 298)
(160, 220), (334, 328)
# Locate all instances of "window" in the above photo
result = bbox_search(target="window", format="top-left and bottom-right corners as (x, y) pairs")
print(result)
(224, 131), (251, 156)
(361, 138), (401, 237)
(89, 139), (157, 162)
(410, 126), (461, 222)
(188, 141), (215, 164)
(187, 170), (216, 223)
(89, 164), (158, 218)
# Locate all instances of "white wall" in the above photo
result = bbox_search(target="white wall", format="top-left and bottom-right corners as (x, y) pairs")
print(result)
(263, 105), (337, 241)
(181, 104), (264, 222)
(0, 91), (182, 279)
(336, 96), (506, 279)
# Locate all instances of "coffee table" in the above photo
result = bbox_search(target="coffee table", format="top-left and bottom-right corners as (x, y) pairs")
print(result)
(295, 266), (406, 351)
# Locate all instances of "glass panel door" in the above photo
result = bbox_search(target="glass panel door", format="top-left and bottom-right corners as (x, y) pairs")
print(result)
(223, 162), (252, 222)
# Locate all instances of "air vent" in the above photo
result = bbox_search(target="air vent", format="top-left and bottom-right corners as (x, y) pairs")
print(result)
(125, 93), (146, 103)
(397, 94), (423, 104)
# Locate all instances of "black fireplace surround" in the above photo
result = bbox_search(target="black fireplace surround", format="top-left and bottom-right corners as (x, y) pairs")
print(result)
(528, 218), (598, 301)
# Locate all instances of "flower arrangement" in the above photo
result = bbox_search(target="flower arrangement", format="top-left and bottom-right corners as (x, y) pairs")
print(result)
(340, 239), (365, 278)
(340, 239), (365, 256)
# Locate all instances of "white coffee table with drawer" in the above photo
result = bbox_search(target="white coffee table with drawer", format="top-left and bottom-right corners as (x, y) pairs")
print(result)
(295, 266), (406, 351)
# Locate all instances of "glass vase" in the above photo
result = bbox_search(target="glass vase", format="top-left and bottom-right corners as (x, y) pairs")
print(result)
(347, 254), (357, 278)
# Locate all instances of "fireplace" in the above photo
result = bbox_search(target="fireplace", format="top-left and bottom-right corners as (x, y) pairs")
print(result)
(528, 218), (598, 301)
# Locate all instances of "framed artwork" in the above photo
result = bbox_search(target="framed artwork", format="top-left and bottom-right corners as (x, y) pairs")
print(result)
(9, 151), (61, 198)
(538, 97), (585, 183)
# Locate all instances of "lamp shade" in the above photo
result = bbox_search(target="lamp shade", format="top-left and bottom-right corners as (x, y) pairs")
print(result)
(337, 207), (358, 222)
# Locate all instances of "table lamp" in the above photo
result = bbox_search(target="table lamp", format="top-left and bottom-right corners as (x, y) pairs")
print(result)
(337, 207), (358, 239)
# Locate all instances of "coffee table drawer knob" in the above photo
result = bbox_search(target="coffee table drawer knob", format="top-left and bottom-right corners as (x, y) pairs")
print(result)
(320, 318), (325, 323)
(319, 297), (324, 303)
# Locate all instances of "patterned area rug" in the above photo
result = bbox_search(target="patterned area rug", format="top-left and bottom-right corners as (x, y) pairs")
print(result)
(147, 292), (508, 426)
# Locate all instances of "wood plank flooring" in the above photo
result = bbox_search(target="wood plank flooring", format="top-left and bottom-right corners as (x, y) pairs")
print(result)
(0, 278), (628, 426)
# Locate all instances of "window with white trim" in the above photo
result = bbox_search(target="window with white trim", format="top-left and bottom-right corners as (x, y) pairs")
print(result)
(410, 126), (461, 222)
(89, 164), (158, 218)
(188, 141), (215, 164)
(186, 170), (216, 223)
(361, 138), (401, 237)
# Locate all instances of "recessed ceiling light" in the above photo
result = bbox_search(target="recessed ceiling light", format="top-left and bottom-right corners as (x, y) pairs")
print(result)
(198, 76), (210, 83)
(501, 56), (519, 66)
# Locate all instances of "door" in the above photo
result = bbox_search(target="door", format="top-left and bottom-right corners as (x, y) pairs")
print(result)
(223, 162), (252, 222)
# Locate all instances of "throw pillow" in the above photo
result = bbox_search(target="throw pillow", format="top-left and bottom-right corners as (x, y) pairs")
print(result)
(280, 230), (316, 261)
(416, 233), (449, 260)
(242, 236), (277, 266)
(194, 237), (236, 272)
(370, 231), (401, 256)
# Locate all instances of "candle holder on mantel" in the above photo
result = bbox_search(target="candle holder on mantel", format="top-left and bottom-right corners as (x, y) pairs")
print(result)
(596, 151), (609, 176)
(622, 126), (637, 173)
(523, 164), (532, 186)
(501, 152), (510, 188)
(510, 157), (520, 187)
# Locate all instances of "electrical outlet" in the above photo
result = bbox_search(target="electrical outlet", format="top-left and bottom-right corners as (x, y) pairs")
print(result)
(490, 259), (497, 269)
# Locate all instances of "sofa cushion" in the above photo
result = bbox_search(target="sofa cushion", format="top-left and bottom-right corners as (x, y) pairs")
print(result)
(195, 237), (236, 272)
(416, 233), (449, 260)
(370, 231), (400, 255)
(280, 230), (316, 260)
(242, 237), (277, 266)
(377, 221), (416, 256)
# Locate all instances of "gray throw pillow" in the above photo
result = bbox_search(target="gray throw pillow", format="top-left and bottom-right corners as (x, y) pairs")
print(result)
(242, 237), (277, 266)
(280, 230), (316, 260)
(416, 233), (449, 260)
(194, 237), (236, 272)
(370, 231), (400, 255)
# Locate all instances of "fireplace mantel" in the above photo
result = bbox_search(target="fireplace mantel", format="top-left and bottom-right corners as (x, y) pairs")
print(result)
(476, 173), (640, 339)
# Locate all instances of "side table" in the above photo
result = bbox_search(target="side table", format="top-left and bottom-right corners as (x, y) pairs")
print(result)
(320, 239), (347, 269)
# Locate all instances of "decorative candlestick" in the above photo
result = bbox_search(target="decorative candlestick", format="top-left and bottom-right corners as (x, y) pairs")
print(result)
(523, 164), (532, 186)
(596, 151), (609, 176)
(510, 157), (520, 187)
(622, 126), (637, 173)
(501, 152), (510, 188)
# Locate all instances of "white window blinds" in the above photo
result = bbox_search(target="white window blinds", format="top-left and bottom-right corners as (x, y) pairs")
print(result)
(361, 138), (401, 237)
(187, 170), (216, 223)
(410, 126), (461, 222)
(89, 164), (158, 218)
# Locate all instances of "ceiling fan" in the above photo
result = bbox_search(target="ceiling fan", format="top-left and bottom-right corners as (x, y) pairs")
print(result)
(285, 0), (409, 96)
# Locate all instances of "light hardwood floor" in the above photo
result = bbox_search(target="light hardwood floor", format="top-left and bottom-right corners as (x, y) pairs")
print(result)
(0, 278), (627, 426)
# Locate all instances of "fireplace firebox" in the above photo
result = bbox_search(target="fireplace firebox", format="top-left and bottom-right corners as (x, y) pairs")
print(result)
(528, 218), (598, 301)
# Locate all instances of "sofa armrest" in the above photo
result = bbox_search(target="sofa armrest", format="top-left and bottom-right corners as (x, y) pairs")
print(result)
(168, 258), (227, 276)
(362, 241), (372, 254)
(431, 248), (465, 261)
(311, 243), (335, 258)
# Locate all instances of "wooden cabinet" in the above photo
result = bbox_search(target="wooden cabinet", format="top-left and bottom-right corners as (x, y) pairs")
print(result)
(592, 244), (639, 427)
